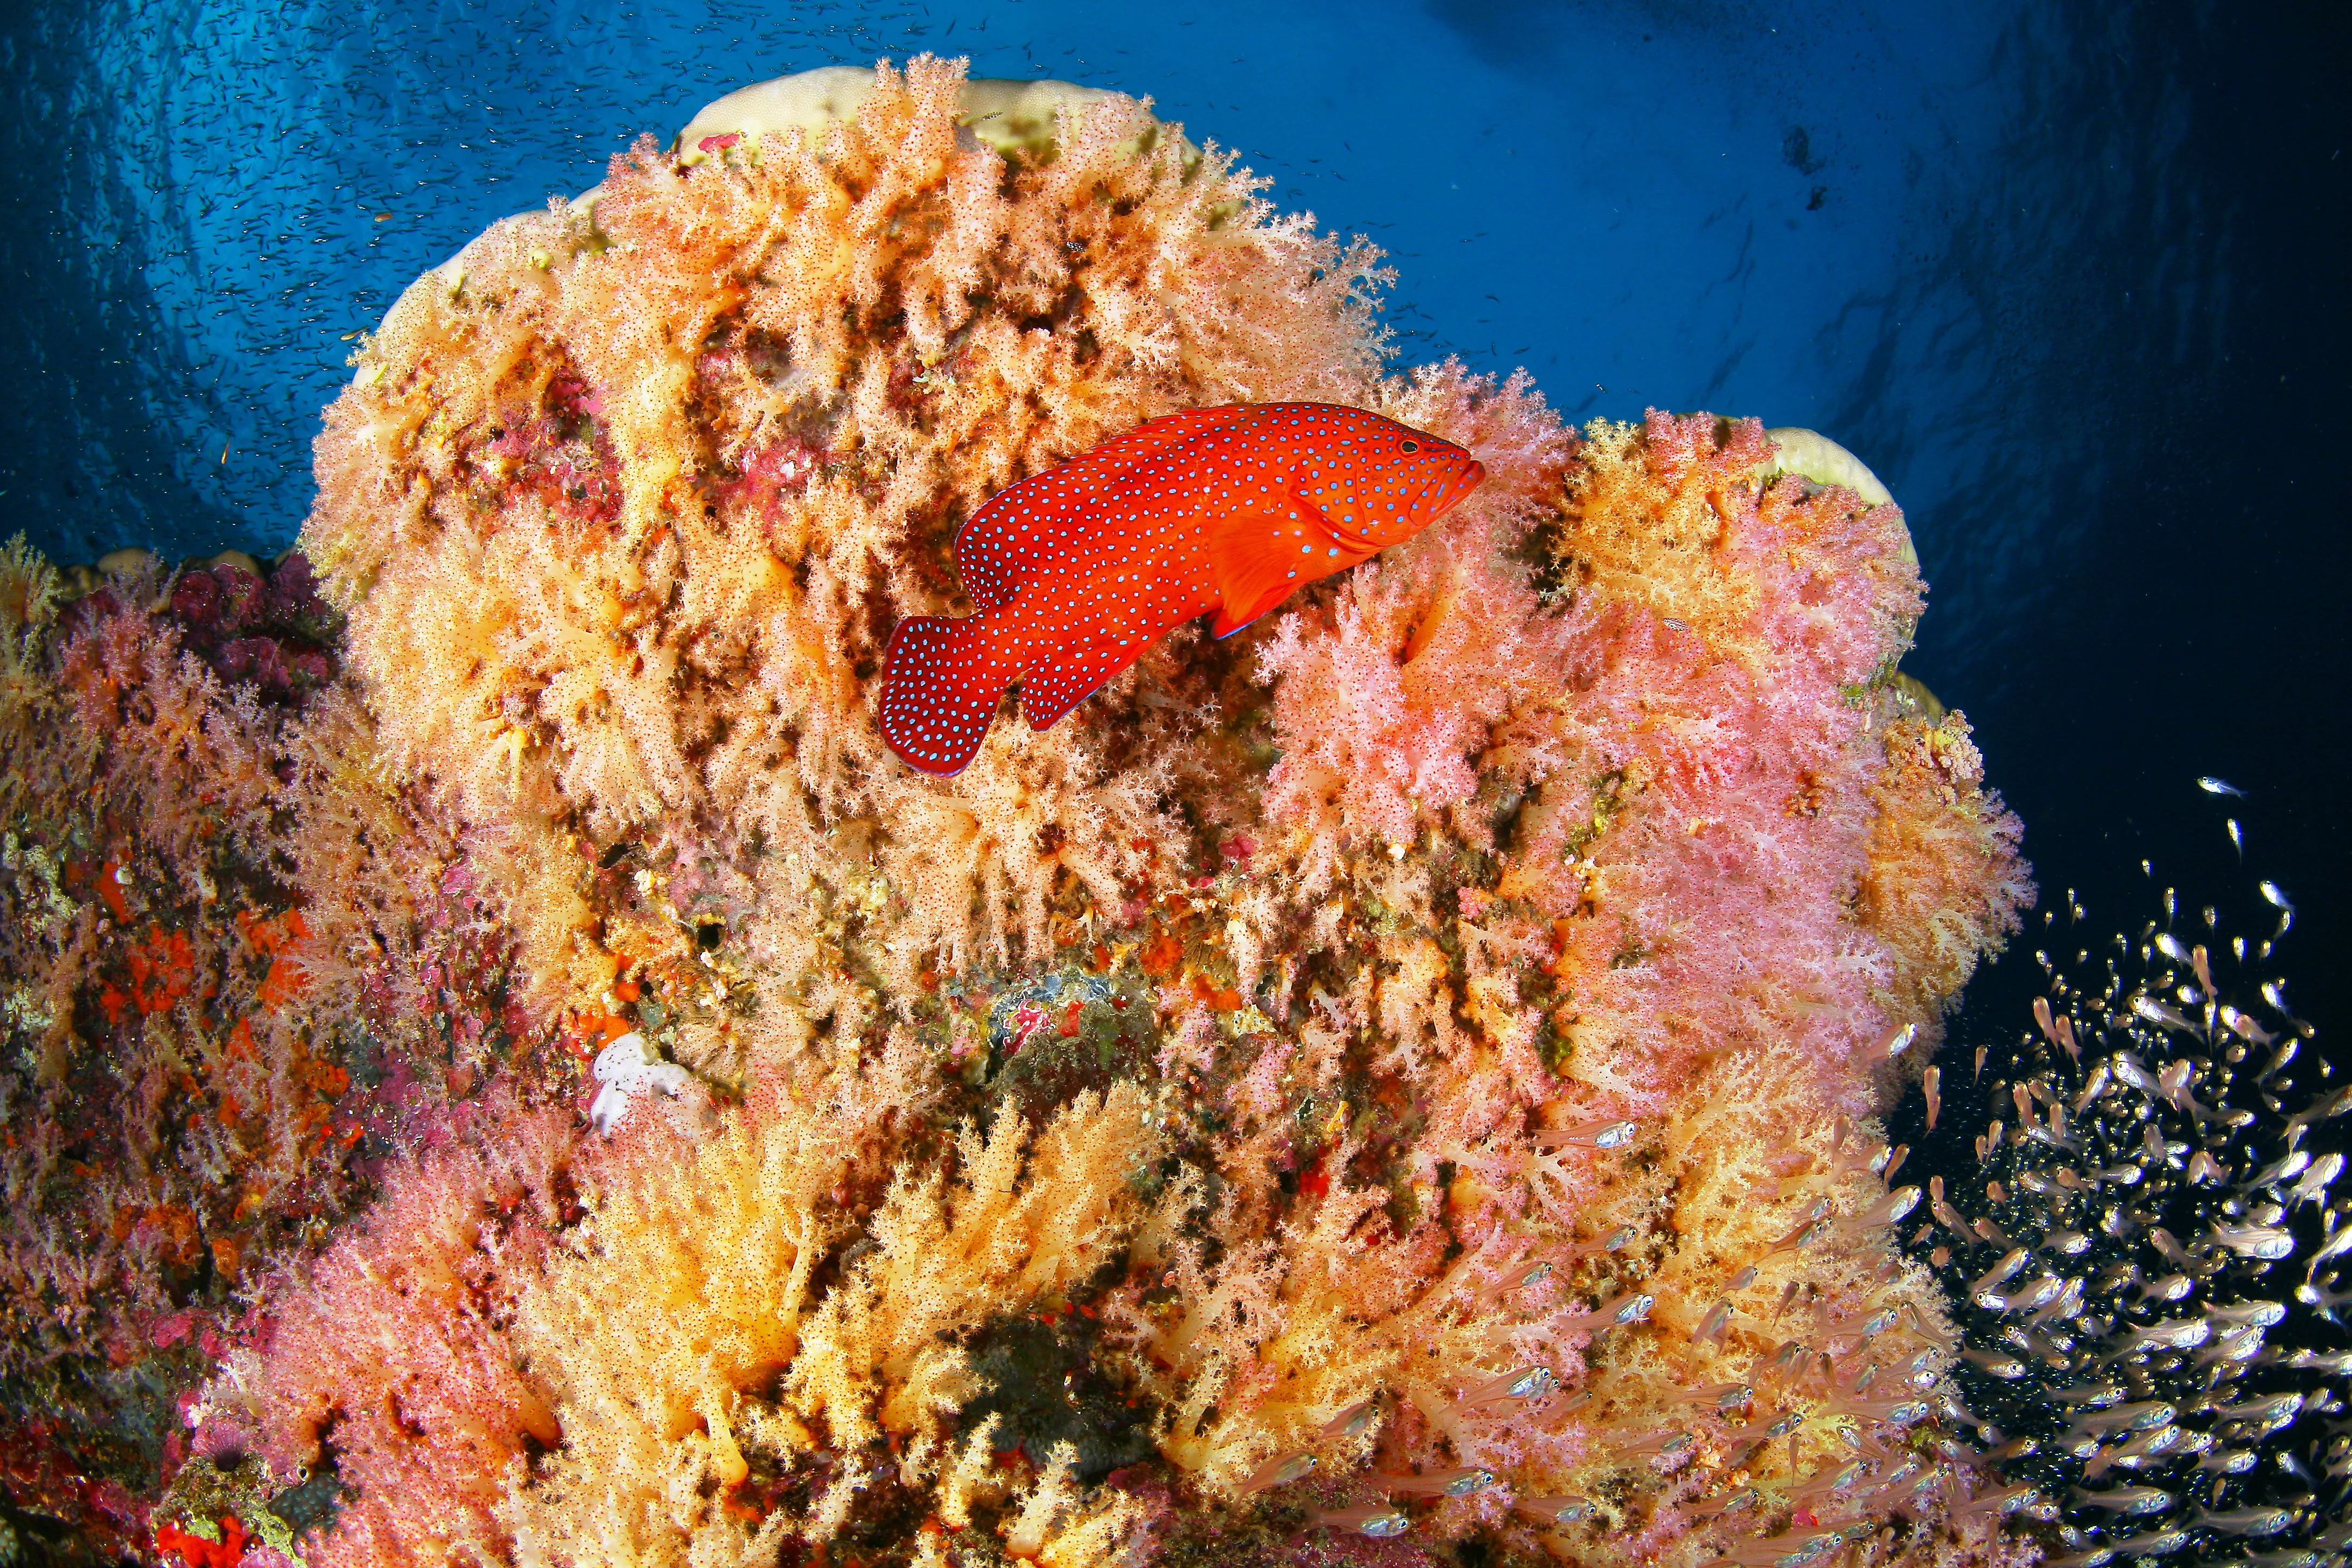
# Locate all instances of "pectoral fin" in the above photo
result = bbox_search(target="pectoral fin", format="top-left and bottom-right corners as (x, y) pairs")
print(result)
(1208, 493), (1360, 638)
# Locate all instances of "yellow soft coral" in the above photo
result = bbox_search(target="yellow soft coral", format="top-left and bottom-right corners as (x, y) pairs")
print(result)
(1859, 710), (2031, 1024)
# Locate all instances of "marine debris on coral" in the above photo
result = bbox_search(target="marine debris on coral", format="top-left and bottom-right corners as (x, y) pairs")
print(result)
(4, 50), (2329, 1568)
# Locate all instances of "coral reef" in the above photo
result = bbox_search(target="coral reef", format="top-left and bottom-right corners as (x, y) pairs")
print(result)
(0, 56), (2068, 1568)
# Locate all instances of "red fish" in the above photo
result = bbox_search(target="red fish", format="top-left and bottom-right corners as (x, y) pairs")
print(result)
(878, 402), (1485, 775)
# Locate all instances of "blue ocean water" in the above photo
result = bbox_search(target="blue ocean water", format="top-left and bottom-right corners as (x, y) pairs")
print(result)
(0, 0), (2343, 1032)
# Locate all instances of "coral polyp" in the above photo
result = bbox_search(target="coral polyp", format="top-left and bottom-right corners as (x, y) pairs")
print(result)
(0, 54), (2168, 1568)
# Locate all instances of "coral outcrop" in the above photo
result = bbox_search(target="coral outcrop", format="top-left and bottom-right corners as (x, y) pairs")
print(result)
(0, 58), (2036, 1568)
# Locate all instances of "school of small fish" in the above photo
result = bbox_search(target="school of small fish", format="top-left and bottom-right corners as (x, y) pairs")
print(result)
(1908, 827), (2348, 1568)
(877, 402), (1486, 775)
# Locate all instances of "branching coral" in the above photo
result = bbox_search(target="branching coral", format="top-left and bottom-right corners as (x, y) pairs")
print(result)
(303, 53), (1390, 1042)
(208, 1062), (1167, 1568)
(0, 57), (2047, 1568)
(1857, 711), (2030, 1029)
(0, 541), (534, 1552)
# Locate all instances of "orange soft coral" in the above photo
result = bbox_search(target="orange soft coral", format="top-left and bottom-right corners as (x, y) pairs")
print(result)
(1858, 709), (2031, 1024)
(303, 55), (1391, 1031)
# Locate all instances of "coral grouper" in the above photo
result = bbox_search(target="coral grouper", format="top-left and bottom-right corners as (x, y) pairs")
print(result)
(878, 402), (1485, 774)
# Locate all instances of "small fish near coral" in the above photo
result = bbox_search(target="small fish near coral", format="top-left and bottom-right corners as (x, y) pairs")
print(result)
(877, 402), (1485, 774)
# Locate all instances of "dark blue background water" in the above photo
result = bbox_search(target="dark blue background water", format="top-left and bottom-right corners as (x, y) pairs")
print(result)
(1, 0), (2344, 1041)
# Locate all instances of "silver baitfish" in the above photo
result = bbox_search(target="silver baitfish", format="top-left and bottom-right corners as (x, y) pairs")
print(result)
(1902, 866), (2350, 1564)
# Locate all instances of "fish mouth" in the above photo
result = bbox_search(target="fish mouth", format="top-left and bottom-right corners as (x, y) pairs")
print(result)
(1433, 460), (1487, 516)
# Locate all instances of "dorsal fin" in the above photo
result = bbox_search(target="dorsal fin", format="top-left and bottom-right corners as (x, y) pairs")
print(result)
(953, 405), (1250, 612)
(1208, 492), (1365, 638)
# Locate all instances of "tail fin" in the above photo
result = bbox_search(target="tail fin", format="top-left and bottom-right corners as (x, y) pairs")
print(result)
(877, 615), (1004, 776)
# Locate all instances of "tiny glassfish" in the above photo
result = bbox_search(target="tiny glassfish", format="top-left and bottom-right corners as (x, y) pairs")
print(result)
(2092, 1399), (2178, 1434)
(2103, 1317), (2210, 1359)
(1992, 1273), (2065, 1314)
(2288, 1151), (2343, 1210)
(1952, 1482), (2039, 1520)
(2196, 776), (2245, 796)
(2220, 1004), (2276, 1045)
(2207, 1299), (2286, 1328)
(1238, 1451), (1315, 1496)
(1852, 1185), (1921, 1229)
(1689, 1381), (1753, 1410)
(2053, 1013), (2080, 1060)
(2196, 1506), (2296, 1536)
(2070, 1485), (2172, 1515)
(1511, 1494), (1592, 1524)
(1972, 1248), (2029, 1295)
(1535, 1118), (1637, 1150)
(1961, 1347), (2028, 1379)
(1928, 1174), (1972, 1236)
(2196, 1446), (2259, 1474)
(1620, 1429), (1693, 1459)
(2287, 1082), (2352, 1129)
(2294, 1278), (2352, 1319)
(2204, 1222), (2296, 1261)
(2104, 1528), (2189, 1556)
(2131, 995), (2202, 1035)
(1306, 1503), (1411, 1537)
(1317, 1399), (1380, 1440)
(1377, 1466), (1495, 1497)
(2052, 1380), (2125, 1407)
(1459, 1365), (1553, 1407)
(2304, 1220), (2352, 1276)
(2194, 1324), (2266, 1367)
(1695, 1300), (1734, 1342)
(2208, 1390), (2303, 1432)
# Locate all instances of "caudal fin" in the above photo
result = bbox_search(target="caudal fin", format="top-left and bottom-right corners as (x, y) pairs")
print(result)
(877, 615), (1004, 776)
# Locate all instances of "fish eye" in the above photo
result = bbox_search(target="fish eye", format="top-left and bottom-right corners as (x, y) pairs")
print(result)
(1400, 440), (1418, 451)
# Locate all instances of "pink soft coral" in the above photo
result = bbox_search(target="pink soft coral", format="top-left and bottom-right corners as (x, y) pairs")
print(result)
(230, 1097), (578, 1568)
(1515, 411), (1938, 1112)
(1255, 367), (1578, 887)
